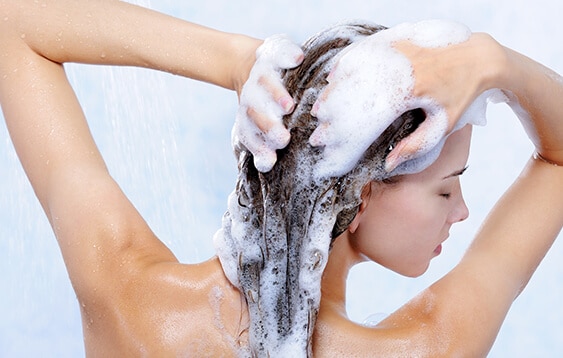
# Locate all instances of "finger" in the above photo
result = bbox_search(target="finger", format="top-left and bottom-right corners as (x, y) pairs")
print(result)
(253, 148), (278, 173)
(234, 122), (278, 173)
(257, 75), (296, 114)
(311, 60), (344, 118)
(246, 106), (274, 134)
(311, 80), (339, 119)
(309, 122), (330, 147)
(311, 90), (327, 118)
(246, 107), (290, 149)
(384, 136), (411, 172)
(385, 116), (447, 172)
(267, 124), (291, 149)
(258, 34), (304, 70)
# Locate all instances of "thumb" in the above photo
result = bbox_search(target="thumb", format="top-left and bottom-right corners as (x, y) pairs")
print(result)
(385, 108), (449, 172)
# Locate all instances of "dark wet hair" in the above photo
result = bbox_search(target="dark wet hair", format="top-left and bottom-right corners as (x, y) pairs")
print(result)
(219, 21), (425, 357)
(279, 22), (425, 240)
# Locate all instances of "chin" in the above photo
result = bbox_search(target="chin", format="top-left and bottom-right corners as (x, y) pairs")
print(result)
(378, 257), (431, 278)
(403, 271), (426, 278)
(397, 262), (430, 278)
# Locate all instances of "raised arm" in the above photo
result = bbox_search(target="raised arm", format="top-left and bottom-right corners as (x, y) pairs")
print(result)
(0, 1), (309, 354)
(0, 0), (263, 208)
(388, 33), (563, 167)
(3, 0), (261, 90)
(378, 34), (563, 356)
(0, 0), (260, 277)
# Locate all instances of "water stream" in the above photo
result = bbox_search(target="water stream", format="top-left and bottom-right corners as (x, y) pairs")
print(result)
(1, 1), (562, 356)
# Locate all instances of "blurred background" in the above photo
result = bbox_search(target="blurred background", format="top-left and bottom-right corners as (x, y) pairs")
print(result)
(1, 0), (561, 356)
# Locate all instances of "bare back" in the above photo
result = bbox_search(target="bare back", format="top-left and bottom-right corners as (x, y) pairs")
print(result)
(80, 256), (249, 357)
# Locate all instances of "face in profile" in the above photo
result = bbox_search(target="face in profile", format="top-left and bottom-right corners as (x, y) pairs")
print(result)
(348, 125), (472, 277)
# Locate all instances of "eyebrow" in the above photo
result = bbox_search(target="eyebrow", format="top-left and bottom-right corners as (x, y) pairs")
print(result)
(442, 166), (469, 180)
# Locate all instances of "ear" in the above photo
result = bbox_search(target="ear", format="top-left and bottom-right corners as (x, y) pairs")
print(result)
(348, 183), (372, 234)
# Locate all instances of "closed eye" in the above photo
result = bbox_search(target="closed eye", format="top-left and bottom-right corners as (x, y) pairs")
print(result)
(442, 166), (469, 180)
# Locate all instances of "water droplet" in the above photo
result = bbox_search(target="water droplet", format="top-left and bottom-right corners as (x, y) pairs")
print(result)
(362, 313), (388, 327)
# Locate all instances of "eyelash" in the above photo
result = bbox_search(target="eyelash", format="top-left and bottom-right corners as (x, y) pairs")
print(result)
(440, 193), (451, 199)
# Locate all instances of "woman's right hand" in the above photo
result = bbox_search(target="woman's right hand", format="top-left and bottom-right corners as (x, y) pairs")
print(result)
(232, 35), (304, 172)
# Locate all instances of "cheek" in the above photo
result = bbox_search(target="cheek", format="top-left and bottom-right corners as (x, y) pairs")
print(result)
(354, 188), (447, 275)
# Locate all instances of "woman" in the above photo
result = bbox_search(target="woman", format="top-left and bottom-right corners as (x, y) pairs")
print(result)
(1, 1), (562, 357)
(217, 21), (479, 356)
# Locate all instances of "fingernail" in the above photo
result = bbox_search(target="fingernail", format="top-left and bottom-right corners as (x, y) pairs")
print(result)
(384, 142), (406, 172)
(309, 123), (328, 147)
(385, 148), (403, 173)
(280, 96), (295, 113)
(384, 155), (400, 172)
(311, 100), (319, 117)
(309, 130), (321, 147)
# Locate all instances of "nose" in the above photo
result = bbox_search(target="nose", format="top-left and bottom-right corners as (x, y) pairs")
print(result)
(448, 193), (469, 224)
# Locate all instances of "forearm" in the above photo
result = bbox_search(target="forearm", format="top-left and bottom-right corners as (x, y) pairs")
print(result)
(487, 39), (563, 163)
(468, 157), (563, 290)
(7, 0), (261, 91)
(459, 36), (563, 284)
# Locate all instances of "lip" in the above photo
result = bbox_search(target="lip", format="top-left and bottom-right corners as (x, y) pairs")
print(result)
(433, 234), (450, 256)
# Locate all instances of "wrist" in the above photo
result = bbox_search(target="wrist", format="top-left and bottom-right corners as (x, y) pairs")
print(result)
(229, 35), (262, 95)
(471, 33), (511, 93)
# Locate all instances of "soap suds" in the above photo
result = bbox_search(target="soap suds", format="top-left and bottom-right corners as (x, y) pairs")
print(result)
(311, 20), (505, 179)
(232, 34), (303, 173)
(214, 20), (510, 357)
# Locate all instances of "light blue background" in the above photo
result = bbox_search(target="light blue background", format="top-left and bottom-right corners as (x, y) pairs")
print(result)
(1, 0), (562, 356)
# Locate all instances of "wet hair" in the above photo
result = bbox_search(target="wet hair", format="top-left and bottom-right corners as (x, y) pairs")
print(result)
(279, 22), (425, 241)
(216, 21), (424, 357)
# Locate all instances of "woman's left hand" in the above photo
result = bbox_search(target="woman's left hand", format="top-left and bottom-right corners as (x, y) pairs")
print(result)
(384, 33), (507, 170)
(310, 21), (506, 176)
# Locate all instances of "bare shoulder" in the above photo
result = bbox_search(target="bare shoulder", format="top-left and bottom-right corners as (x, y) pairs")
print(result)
(314, 160), (563, 357)
(313, 295), (466, 358)
(82, 256), (249, 357)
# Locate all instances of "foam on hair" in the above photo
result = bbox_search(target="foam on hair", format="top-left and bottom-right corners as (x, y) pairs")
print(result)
(213, 20), (504, 357)
(311, 20), (504, 179)
(215, 21), (422, 357)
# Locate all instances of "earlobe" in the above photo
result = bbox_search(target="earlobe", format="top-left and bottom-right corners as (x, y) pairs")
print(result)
(348, 183), (372, 234)
(348, 211), (361, 234)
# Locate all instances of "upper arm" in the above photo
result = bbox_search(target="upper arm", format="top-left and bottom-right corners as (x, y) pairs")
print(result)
(0, 14), (176, 296)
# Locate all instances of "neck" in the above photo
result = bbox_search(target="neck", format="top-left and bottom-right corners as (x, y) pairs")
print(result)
(320, 232), (363, 316)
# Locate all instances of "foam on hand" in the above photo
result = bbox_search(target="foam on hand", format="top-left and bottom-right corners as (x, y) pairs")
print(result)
(232, 34), (303, 173)
(310, 20), (506, 179)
